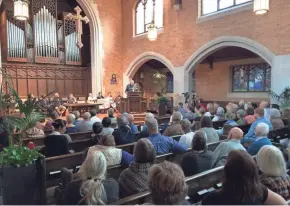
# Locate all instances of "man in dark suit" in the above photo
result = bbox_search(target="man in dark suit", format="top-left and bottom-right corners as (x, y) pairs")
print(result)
(125, 80), (135, 94)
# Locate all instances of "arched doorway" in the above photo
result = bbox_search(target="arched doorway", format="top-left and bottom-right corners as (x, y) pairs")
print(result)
(132, 59), (174, 99)
(0, 0), (103, 95)
(183, 36), (275, 102)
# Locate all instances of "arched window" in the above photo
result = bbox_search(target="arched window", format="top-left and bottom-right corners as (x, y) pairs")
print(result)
(135, 0), (163, 35)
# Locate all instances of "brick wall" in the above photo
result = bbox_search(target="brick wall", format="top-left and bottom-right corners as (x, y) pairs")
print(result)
(196, 57), (269, 102)
(96, 0), (290, 99)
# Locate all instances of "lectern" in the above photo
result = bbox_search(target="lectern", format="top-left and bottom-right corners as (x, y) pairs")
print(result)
(120, 92), (147, 113)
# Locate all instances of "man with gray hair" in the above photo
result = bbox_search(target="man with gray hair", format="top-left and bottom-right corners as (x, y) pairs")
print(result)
(147, 118), (187, 154)
(179, 119), (194, 148)
(76, 112), (93, 132)
(270, 108), (285, 130)
(163, 111), (184, 137)
(247, 122), (272, 156)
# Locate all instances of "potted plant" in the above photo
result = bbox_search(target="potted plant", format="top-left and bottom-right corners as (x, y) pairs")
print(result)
(152, 70), (168, 115)
(0, 81), (46, 204)
(269, 87), (290, 110)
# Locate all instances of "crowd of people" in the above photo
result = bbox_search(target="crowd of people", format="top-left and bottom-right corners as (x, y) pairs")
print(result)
(11, 94), (290, 205)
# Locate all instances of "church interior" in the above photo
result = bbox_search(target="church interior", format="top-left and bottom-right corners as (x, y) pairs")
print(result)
(1, 0), (290, 205)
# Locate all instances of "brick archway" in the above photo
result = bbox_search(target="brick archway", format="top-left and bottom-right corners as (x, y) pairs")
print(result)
(183, 36), (275, 93)
(123, 52), (175, 96)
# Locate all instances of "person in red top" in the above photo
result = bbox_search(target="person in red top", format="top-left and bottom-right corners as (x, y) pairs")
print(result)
(245, 107), (256, 124)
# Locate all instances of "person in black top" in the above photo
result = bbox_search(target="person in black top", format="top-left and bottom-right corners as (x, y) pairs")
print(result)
(202, 150), (286, 205)
(181, 131), (213, 177)
(97, 92), (104, 99)
(52, 92), (62, 108)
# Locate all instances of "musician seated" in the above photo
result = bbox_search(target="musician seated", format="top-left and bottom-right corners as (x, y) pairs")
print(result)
(97, 92), (104, 99)
(44, 111), (59, 131)
(66, 114), (79, 134)
(53, 93), (62, 107)
(87, 93), (95, 103)
(25, 93), (35, 105)
(56, 105), (68, 117)
(38, 95), (49, 111)
(67, 93), (77, 104)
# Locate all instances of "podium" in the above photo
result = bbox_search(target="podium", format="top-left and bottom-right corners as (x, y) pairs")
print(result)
(120, 92), (147, 113)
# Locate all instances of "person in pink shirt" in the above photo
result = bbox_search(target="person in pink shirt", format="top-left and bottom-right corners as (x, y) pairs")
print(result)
(244, 107), (256, 124)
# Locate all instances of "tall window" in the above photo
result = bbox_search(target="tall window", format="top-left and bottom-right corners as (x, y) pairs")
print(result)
(201, 0), (252, 16)
(135, 0), (163, 35)
(232, 63), (271, 92)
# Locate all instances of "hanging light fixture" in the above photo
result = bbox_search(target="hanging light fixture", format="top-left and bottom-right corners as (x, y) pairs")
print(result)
(13, 0), (30, 21)
(147, 0), (158, 41)
(147, 21), (158, 41)
(254, 0), (269, 15)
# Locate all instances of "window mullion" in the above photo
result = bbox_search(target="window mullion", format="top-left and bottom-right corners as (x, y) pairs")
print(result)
(143, 1), (146, 33)
(217, 0), (220, 10)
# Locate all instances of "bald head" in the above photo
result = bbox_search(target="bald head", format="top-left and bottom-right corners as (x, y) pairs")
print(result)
(259, 101), (269, 109)
(228, 127), (244, 140)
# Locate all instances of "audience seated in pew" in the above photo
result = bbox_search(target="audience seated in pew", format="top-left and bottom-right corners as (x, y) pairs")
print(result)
(26, 121), (45, 138)
(79, 134), (134, 169)
(270, 108), (285, 130)
(179, 119), (195, 148)
(90, 109), (101, 124)
(44, 111), (59, 131)
(72, 110), (81, 126)
(212, 107), (225, 122)
(118, 138), (156, 198)
(178, 102), (187, 117)
(256, 145), (290, 200)
(163, 111), (184, 137)
(141, 112), (154, 133)
(60, 151), (119, 205)
(242, 108), (273, 144)
(202, 150), (286, 205)
(91, 122), (103, 143)
(102, 117), (114, 135)
(183, 106), (196, 121)
(148, 161), (188, 205)
(247, 123), (273, 156)
(127, 114), (138, 134)
(44, 120), (71, 157)
(245, 107), (256, 124)
(181, 131), (213, 177)
(212, 128), (245, 168)
(49, 119), (72, 143)
(113, 116), (135, 145)
(65, 114), (79, 134)
(217, 112), (238, 136)
(236, 109), (247, 125)
(147, 118), (187, 154)
(76, 112), (93, 132)
(108, 108), (117, 128)
(194, 106), (206, 121)
(199, 116), (219, 143)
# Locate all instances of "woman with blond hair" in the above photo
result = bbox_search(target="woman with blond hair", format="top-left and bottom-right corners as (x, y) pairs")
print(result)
(256, 145), (290, 200)
(60, 151), (119, 204)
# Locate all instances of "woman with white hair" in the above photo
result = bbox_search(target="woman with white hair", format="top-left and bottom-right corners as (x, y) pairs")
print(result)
(212, 107), (225, 122)
(256, 145), (290, 199)
(270, 108), (285, 130)
(60, 151), (119, 204)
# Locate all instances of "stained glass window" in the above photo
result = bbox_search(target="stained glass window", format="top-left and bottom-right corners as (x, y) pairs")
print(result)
(135, 0), (163, 35)
(166, 72), (173, 93)
(232, 63), (271, 92)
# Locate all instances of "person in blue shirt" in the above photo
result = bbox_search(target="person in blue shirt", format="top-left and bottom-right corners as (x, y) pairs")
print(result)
(146, 118), (187, 154)
(241, 107), (272, 144)
(113, 116), (135, 145)
(178, 102), (187, 117)
(127, 114), (138, 134)
(260, 101), (271, 121)
(247, 122), (272, 156)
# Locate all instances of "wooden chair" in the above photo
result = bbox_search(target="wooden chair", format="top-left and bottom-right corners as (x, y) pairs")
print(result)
(269, 126), (289, 142)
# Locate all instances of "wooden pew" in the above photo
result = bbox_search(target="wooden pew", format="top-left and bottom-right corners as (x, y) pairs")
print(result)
(23, 131), (93, 147)
(46, 140), (225, 188)
(269, 126), (289, 143)
(109, 166), (224, 205)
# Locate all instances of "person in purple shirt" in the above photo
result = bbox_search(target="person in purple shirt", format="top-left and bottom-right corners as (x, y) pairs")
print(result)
(146, 118), (187, 154)
(242, 108), (272, 144)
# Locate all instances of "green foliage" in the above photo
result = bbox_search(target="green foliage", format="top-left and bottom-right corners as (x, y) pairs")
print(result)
(152, 70), (167, 95)
(269, 87), (290, 110)
(0, 145), (42, 167)
(0, 69), (44, 167)
(157, 96), (168, 104)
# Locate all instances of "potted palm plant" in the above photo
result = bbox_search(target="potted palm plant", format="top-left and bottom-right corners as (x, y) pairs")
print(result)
(0, 81), (46, 204)
(269, 87), (290, 110)
(152, 71), (168, 115)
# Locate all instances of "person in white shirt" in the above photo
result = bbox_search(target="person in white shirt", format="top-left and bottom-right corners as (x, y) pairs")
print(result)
(90, 109), (101, 124)
(179, 119), (194, 148)
(87, 93), (95, 103)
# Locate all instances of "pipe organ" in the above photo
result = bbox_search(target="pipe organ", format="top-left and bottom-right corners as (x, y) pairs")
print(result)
(3, 0), (85, 65)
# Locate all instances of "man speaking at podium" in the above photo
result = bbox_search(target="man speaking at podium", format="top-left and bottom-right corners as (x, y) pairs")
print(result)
(125, 80), (135, 94)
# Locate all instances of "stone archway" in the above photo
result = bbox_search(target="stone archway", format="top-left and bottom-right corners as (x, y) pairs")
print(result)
(0, 0), (103, 94)
(183, 36), (275, 93)
(123, 52), (175, 96)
